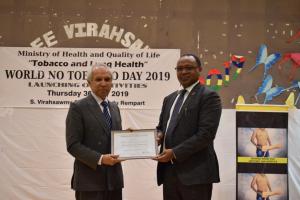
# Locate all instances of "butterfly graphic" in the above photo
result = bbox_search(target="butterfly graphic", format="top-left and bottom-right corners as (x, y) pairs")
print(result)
(248, 44), (281, 79)
(283, 81), (300, 107)
(278, 53), (300, 81)
(255, 75), (285, 104)
(283, 80), (300, 91)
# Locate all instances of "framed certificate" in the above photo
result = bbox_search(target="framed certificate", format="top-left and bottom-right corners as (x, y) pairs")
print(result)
(111, 129), (158, 159)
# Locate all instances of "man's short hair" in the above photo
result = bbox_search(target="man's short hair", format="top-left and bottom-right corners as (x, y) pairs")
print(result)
(181, 53), (202, 67)
(87, 63), (110, 82)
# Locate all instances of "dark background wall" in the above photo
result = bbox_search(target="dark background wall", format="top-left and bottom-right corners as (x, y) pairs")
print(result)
(0, 0), (299, 108)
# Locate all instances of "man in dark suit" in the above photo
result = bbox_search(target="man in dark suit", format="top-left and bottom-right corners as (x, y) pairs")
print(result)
(66, 64), (123, 200)
(154, 54), (222, 200)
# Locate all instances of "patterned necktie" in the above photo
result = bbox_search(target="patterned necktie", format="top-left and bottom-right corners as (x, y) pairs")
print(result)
(101, 101), (112, 130)
(165, 89), (187, 147)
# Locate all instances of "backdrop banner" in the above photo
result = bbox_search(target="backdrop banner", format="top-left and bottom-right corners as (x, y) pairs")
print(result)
(0, 47), (180, 109)
(236, 104), (289, 200)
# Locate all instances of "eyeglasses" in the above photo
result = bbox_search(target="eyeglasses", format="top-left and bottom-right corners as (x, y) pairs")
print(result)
(175, 65), (198, 72)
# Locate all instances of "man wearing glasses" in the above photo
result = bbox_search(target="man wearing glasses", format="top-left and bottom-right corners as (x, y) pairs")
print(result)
(154, 54), (222, 200)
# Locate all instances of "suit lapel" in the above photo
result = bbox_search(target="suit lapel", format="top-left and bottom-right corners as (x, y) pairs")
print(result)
(165, 92), (179, 122)
(86, 95), (111, 135)
(176, 83), (203, 122)
(108, 102), (117, 130)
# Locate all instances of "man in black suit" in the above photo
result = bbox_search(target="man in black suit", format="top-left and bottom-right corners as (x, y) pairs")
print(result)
(66, 64), (123, 200)
(154, 54), (222, 200)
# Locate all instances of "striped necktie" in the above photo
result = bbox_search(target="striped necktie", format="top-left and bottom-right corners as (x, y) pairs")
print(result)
(101, 101), (112, 130)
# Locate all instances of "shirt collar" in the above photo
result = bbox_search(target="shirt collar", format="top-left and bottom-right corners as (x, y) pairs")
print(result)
(182, 81), (198, 94)
(91, 92), (108, 105)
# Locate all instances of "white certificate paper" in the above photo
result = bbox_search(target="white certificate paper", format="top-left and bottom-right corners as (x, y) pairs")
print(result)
(111, 129), (158, 159)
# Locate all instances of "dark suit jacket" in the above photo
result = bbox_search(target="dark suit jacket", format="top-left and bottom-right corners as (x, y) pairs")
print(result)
(66, 94), (123, 191)
(157, 83), (222, 186)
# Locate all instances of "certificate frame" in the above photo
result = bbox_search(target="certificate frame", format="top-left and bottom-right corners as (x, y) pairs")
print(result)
(111, 129), (158, 160)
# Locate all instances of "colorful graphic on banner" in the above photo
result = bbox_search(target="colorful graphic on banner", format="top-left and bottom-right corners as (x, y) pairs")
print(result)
(0, 47), (180, 109)
(236, 104), (289, 200)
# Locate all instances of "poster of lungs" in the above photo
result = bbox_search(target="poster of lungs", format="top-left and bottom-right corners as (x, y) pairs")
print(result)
(236, 104), (288, 200)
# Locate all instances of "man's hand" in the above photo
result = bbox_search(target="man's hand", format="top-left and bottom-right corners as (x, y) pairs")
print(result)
(153, 149), (175, 163)
(156, 131), (164, 146)
(101, 154), (123, 166)
(126, 128), (134, 132)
